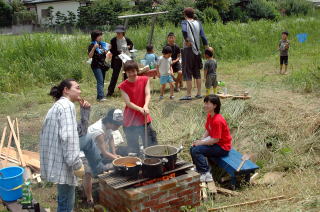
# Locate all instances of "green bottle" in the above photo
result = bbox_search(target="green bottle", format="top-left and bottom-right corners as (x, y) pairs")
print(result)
(20, 180), (33, 204)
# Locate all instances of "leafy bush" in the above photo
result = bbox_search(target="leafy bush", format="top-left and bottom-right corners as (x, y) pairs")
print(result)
(203, 7), (221, 23)
(246, 0), (280, 20)
(276, 0), (313, 16)
(285, 65), (320, 93)
(158, 0), (195, 26)
(77, 0), (131, 29)
(0, 0), (13, 27)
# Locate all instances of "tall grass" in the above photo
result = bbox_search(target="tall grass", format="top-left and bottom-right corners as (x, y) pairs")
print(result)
(0, 14), (320, 92)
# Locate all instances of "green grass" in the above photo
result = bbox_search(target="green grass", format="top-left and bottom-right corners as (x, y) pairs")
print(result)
(0, 13), (320, 211)
(1, 14), (320, 92)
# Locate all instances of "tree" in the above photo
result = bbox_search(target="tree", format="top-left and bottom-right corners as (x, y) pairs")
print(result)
(0, 0), (13, 27)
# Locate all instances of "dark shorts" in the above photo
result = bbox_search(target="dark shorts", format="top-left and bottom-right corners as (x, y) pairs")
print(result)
(172, 62), (182, 73)
(182, 47), (202, 81)
(205, 74), (218, 89)
(280, 56), (288, 65)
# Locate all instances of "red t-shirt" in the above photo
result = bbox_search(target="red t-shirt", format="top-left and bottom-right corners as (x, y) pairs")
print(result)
(118, 76), (152, 127)
(205, 113), (232, 151)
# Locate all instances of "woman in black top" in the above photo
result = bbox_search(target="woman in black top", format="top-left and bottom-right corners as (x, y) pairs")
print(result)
(88, 30), (109, 102)
(107, 25), (133, 97)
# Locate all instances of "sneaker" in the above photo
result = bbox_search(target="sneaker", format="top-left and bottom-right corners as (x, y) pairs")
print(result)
(204, 172), (213, 182)
(195, 95), (203, 99)
(159, 96), (164, 100)
(179, 96), (192, 101)
(174, 88), (180, 92)
(170, 96), (175, 99)
(200, 173), (207, 182)
(97, 98), (107, 102)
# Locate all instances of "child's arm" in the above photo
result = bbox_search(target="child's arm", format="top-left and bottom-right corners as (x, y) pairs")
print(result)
(170, 66), (174, 76)
(156, 64), (160, 77)
(120, 90), (145, 114)
(193, 137), (219, 146)
(203, 69), (208, 81)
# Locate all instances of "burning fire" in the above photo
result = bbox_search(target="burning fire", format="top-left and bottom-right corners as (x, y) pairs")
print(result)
(134, 173), (176, 187)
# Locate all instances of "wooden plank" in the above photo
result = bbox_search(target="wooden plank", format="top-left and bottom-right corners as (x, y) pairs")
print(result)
(232, 95), (252, 100)
(216, 187), (240, 196)
(1, 147), (40, 170)
(6, 117), (26, 167)
(4, 120), (15, 167)
(15, 118), (26, 167)
(217, 94), (233, 99)
(208, 195), (286, 211)
(200, 182), (208, 200)
(207, 181), (217, 194)
(0, 126), (7, 155)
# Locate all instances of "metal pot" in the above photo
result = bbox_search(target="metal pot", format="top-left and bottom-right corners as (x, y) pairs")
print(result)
(143, 145), (183, 171)
(112, 156), (142, 178)
(142, 158), (168, 178)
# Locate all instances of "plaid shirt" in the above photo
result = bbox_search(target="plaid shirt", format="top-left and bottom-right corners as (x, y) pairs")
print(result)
(40, 97), (83, 186)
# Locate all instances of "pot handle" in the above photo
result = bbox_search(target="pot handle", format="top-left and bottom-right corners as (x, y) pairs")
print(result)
(177, 145), (184, 153)
(161, 158), (169, 164)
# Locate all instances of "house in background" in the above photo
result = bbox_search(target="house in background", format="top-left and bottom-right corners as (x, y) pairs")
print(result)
(23, 0), (89, 25)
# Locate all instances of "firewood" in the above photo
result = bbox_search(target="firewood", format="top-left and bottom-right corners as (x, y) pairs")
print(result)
(216, 187), (240, 196)
(208, 195), (286, 211)
(207, 181), (217, 194)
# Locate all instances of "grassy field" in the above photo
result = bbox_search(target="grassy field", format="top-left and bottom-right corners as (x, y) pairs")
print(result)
(0, 13), (320, 211)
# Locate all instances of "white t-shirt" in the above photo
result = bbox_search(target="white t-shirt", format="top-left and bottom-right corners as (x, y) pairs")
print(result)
(87, 119), (113, 143)
(158, 56), (172, 76)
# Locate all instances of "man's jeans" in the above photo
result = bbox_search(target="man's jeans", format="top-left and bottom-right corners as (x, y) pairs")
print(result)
(123, 123), (157, 154)
(79, 134), (106, 177)
(57, 184), (75, 212)
(92, 67), (106, 100)
(190, 144), (229, 173)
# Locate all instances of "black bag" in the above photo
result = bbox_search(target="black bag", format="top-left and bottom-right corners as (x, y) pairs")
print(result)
(97, 61), (110, 71)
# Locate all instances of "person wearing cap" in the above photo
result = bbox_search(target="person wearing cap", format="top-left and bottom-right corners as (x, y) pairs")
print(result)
(79, 108), (127, 206)
(107, 25), (134, 97)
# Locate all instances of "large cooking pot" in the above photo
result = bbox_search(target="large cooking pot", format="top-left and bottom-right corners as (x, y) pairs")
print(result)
(143, 145), (183, 171)
(112, 156), (142, 178)
(142, 158), (168, 178)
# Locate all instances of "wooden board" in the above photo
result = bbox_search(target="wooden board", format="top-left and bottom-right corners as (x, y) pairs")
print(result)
(0, 147), (40, 170)
(232, 95), (252, 100)
(217, 94), (233, 99)
(207, 181), (217, 194)
(216, 187), (240, 196)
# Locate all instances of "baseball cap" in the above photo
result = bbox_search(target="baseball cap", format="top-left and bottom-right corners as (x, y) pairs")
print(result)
(102, 109), (123, 125)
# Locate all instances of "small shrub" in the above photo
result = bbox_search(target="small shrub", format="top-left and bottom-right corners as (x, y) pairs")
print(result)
(246, 0), (280, 20)
(277, 0), (313, 16)
(203, 7), (221, 23)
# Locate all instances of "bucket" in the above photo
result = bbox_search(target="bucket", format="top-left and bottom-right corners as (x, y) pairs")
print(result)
(0, 166), (24, 201)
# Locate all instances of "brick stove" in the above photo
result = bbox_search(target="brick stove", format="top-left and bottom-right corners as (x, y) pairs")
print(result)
(98, 161), (201, 212)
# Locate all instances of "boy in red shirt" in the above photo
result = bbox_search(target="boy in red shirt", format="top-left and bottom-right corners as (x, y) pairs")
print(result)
(190, 95), (232, 182)
(118, 61), (158, 154)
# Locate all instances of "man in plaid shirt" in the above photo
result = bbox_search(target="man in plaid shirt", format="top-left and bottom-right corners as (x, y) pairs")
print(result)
(40, 79), (90, 212)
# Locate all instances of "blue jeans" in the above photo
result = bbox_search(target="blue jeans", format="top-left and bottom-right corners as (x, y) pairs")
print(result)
(123, 123), (157, 154)
(190, 144), (229, 173)
(57, 184), (75, 212)
(79, 134), (106, 177)
(92, 67), (106, 100)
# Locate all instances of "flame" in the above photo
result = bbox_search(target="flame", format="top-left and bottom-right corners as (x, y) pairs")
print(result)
(134, 173), (176, 187)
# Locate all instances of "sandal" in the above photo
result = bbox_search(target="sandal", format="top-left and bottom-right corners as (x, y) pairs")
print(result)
(179, 96), (192, 100)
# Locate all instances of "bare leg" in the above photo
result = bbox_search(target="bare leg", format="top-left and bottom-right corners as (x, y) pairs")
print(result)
(280, 64), (283, 74)
(284, 64), (288, 74)
(196, 79), (202, 96)
(83, 173), (93, 203)
(160, 84), (166, 96)
(186, 80), (192, 96)
(177, 71), (183, 88)
(170, 82), (174, 97)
